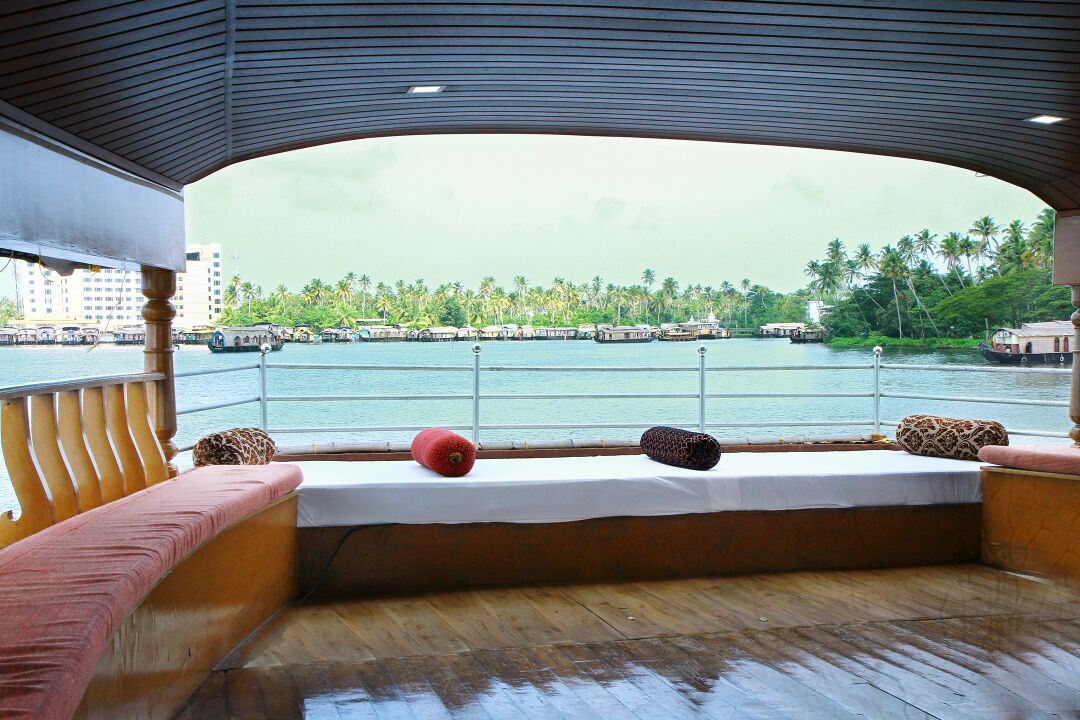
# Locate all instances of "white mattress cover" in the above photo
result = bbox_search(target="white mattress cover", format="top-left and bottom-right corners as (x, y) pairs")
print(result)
(290, 451), (983, 527)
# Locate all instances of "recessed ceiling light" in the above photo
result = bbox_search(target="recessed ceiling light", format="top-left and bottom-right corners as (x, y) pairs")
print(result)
(1026, 115), (1066, 125)
(408, 85), (445, 94)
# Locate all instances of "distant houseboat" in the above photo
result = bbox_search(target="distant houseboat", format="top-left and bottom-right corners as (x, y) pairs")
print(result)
(659, 325), (695, 341)
(208, 327), (284, 353)
(595, 325), (653, 343)
(979, 321), (1073, 364)
(60, 326), (82, 345)
(576, 324), (596, 340)
(320, 328), (352, 343)
(790, 328), (826, 344)
(35, 326), (57, 344)
(757, 322), (806, 338)
(479, 325), (512, 341)
(511, 325), (535, 340)
(0, 328), (16, 346)
(457, 326), (479, 341)
(179, 326), (214, 345)
(535, 327), (578, 340)
(418, 326), (458, 342)
(78, 328), (100, 345)
(114, 326), (145, 345)
(293, 326), (316, 344)
(356, 325), (408, 342)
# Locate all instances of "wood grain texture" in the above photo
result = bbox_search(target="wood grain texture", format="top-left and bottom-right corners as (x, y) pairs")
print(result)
(125, 381), (168, 486)
(299, 504), (980, 598)
(1, 4), (1079, 208)
(28, 392), (78, 522)
(57, 389), (104, 511)
(103, 383), (146, 494)
(74, 495), (298, 720)
(982, 466), (1080, 586)
(81, 386), (126, 504)
(0, 397), (51, 546)
(185, 564), (1080, 719)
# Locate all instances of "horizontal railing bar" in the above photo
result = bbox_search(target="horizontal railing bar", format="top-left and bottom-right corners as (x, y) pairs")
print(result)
(177, 444), (194, 453)
(267, 363), (470, 371)
(0, 372), (165, 401)
(482, 366), (695, 372)
(265, 391), (876, 403)
(880, 392), (1068, 408)
(175, 363), (259, 378)
(879, 419), (1068, 439)
(706, 364), (873, 371)
(177, 395), (261, 416)
(880, 363), (1070, 375)
(269, 394), (473, 402)
(270, 425), (472, 434)
(266, 419), (874, 434)
(707, 392), (873, 399)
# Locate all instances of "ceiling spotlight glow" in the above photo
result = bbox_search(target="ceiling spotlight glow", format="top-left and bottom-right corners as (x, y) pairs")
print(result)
(1026, 115), (1066, 125)
(408, 85), (445, 94)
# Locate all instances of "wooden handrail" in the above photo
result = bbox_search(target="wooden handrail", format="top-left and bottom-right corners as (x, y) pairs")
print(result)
(0, 374), (169, 547)
(0, 372), (165, 402)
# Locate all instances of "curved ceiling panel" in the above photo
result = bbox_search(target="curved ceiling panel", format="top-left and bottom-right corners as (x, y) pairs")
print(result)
(2, 1), (1078, 207)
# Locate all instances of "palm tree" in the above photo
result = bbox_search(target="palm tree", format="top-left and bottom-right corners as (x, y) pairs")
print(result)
(513, 275), (528, 317)
(939, 232), (966, 288)
(335, 277), (353, 305)
(958, 235), (979, 278)
(376, 295), (392, 320)
(1024, 208), (1055, 268)
(357, 274), (370, 317)
(969, 215), (1001, 266)
(272, 284), (290, 307)
(877, 246), (907, 338)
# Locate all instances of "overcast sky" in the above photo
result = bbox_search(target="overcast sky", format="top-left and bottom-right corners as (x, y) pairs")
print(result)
(1, 134), (1047, 298)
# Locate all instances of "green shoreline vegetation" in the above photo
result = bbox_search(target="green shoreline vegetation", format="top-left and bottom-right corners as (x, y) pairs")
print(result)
(0, 210), (1066, 340)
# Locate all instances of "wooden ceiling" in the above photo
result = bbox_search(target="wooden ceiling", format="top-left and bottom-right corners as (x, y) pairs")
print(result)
(2, 1), (1078, 207)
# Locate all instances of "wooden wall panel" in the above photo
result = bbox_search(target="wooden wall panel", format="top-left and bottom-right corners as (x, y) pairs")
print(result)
(74, 495), (298, 720)
(982, 467), (1080, 585)
(299, 504), (981, 599)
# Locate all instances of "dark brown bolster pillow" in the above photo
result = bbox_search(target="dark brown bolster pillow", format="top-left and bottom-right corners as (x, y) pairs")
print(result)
(193, 427), (277, 466)
(640, 426), (721, 471)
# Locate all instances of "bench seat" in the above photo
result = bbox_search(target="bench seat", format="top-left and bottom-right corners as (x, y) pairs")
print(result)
(0, 464), (302, 720)
(293, 450), (983, 527)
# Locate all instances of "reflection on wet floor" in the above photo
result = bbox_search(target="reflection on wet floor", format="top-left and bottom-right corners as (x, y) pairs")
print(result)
(180, 565), (1080, 719)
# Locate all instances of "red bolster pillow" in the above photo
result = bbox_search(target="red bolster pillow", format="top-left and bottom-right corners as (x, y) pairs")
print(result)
(411, 428), (476, 477)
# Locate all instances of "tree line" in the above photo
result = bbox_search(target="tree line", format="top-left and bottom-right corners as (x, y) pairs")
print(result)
(218, 270), (809, 331)
(814, 209), (1067, 339)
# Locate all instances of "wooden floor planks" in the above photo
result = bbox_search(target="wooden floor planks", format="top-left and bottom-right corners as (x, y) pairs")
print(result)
(180, 564), (1080, 719)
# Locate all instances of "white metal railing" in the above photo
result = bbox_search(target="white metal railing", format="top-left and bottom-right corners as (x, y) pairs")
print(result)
(168, 345), (1072, 447)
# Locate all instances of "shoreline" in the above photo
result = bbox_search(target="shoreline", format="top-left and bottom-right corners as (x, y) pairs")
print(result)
(826, 336), (979, 350)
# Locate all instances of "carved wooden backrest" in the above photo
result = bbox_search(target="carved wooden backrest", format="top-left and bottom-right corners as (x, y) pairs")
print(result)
(0, 374), (168, 548)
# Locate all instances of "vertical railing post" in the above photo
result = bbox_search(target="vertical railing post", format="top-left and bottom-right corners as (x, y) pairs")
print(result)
(472, 344), (481, 444)
(259, 344), (270, 430)
(141, 266), (178, 477)
(873, 345), (882, 435)
(698, 345), (707, 432)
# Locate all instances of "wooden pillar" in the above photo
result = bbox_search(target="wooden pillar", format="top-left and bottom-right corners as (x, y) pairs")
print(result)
(1051, 210), (1080, 444)
(141, 266), (178, 475)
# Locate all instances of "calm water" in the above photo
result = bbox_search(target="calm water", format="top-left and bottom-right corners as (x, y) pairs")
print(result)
(0, 339), (1070, 514)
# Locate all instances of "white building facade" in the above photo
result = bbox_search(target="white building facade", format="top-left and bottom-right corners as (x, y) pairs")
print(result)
(13, 243), (224, 327)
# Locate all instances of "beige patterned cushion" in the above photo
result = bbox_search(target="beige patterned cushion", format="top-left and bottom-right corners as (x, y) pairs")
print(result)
(894, 414), (1007, 461)
(193, 427), (277, 466)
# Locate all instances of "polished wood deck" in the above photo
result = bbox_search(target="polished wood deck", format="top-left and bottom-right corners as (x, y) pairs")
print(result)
(179, 565), (1080, 719)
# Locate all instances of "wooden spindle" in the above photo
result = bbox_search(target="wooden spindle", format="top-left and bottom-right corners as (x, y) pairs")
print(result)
(104, 384), (145, 494)
(28, 393), (78, 522)
(82, 386), (125, 503)
(0, 397), (52, 546)
(58, 389), (103, 511)
(142, 266), (178, 476)
(127, 381), (167, 485)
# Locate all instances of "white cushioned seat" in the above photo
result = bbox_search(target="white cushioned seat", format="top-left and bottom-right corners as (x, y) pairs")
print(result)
(290, 450), (983, 527)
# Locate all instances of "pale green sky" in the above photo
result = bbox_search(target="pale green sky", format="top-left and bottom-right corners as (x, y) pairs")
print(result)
(0, 134), (1048, 298)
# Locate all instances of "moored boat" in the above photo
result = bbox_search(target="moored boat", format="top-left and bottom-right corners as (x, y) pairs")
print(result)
(418, 326), (458, 342)
(790, 328), (826, 344)
(757, 322), (806, 338)
(208, 326), (284, 353)
(979, 321), (1073, 364)
(356, 325), (408, 342)
(114, 326), (145, 345)
(595, 324), (653, 343)
(535, 327), (577, 340)
(320, 328), (352, 343)
(659, 324), (695, 341)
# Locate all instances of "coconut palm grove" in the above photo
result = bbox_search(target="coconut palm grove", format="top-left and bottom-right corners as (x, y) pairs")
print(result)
(0, 209), (1063, 344)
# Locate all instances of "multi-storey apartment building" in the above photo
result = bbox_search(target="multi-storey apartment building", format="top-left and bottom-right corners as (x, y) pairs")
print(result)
(13, 243), (224, 327)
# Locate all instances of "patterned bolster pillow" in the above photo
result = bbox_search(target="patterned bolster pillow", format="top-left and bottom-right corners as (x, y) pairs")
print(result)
(894, 414), (1008, 461)
(193, 427), (277, 467)
(640, 426), (722, 471)
(412, 428), (476, 477)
